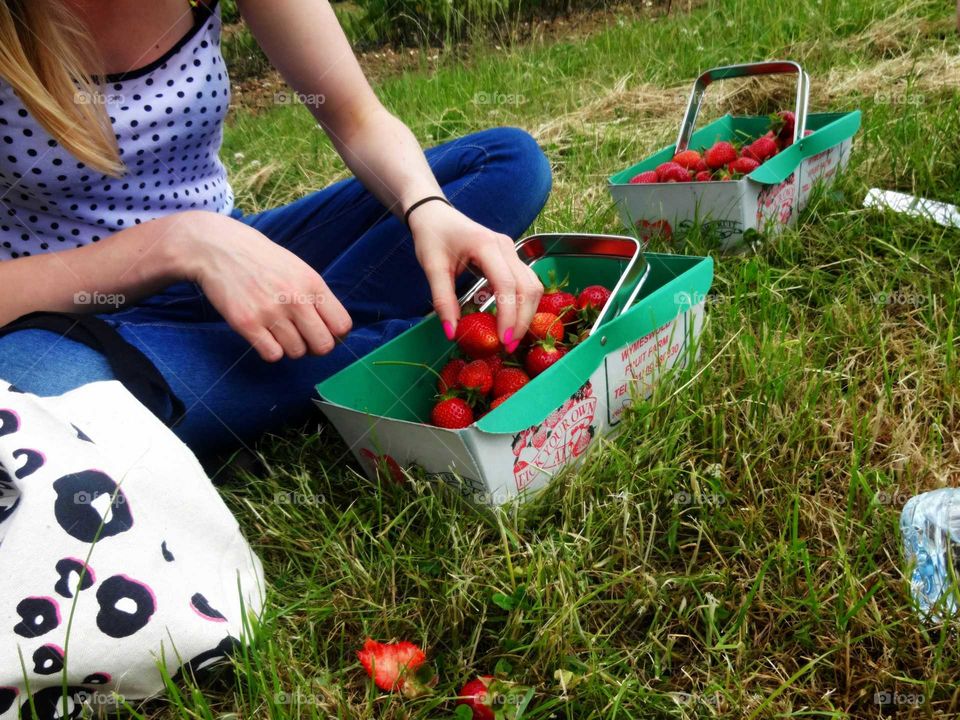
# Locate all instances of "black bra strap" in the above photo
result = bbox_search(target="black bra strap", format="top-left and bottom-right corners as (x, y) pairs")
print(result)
(0, 312), (185, 427)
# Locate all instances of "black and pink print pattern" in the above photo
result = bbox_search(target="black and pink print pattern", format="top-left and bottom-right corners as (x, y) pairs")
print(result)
(0, 380), (264, 718)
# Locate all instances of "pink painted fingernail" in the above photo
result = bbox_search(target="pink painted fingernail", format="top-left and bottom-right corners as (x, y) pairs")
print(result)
(442, 320), (455, 340)
(506, 340), (520, 354)
(504, 327), (515, 345)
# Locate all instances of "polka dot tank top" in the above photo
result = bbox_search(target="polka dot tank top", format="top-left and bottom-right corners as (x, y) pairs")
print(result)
(0, 1), (233, 260)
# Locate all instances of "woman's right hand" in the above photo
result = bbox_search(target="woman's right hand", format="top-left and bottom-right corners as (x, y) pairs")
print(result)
(178, 211), (352, 362)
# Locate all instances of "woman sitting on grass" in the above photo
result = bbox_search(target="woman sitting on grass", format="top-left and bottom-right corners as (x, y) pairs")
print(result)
(0, 0), (551, 454)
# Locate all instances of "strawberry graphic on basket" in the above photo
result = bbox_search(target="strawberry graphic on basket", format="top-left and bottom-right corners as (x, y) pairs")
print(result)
(511, 381), (598, 491)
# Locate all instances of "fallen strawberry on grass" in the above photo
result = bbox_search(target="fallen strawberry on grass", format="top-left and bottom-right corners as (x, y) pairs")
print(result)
(357, 638), (437, 698)
(455, 675), (535, 720)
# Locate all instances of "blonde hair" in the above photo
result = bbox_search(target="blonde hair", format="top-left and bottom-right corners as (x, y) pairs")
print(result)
(0, 0), (123, 176)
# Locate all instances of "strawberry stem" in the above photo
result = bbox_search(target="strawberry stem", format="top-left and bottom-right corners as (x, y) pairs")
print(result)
(372, 359), (444, 382)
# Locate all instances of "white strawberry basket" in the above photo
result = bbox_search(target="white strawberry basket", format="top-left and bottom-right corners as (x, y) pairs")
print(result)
(608, 60), (862, 251)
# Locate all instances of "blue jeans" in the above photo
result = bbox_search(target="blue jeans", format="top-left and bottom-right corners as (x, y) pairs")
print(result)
(0, 128), (552, 454)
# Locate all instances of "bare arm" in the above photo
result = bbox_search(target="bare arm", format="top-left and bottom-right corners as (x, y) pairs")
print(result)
(0, 210), (353, 362)
(238, 0), (544, 345)
(0, 214), (186, 327)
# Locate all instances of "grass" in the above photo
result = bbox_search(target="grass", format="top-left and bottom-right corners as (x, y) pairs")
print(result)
(141, 0), (960, 717)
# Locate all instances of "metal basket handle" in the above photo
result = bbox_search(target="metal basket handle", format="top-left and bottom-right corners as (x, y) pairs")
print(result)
(457, 233), (647, 336)
(674, 60), (810, 154)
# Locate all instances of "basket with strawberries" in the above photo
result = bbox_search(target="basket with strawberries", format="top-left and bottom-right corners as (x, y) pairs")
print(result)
(429, 275), (612, 429)
(315, 233), (713, 506)
(608, 61), (861, 250)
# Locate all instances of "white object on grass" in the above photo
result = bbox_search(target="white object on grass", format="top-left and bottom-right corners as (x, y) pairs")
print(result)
(864, 188), (960, 229)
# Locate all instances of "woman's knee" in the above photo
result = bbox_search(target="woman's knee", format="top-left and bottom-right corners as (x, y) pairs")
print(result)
(0, 329), (115, 397)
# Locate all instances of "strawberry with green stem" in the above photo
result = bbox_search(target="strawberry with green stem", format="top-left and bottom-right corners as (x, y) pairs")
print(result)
(537, 270), (578, 326)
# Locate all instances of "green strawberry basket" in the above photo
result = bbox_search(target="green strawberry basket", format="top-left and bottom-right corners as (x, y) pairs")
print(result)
(314, 234), (714, 505)
(608, 60), (861, 251)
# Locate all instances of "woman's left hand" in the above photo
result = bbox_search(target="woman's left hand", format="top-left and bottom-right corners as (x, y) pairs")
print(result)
(409, 201), (543, 351)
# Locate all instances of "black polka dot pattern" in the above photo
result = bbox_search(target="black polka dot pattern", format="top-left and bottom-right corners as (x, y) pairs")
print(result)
(0, 7), (233, 260)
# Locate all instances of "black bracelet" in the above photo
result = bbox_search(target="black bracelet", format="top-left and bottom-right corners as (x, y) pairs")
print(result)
(403, 195), (451, 226)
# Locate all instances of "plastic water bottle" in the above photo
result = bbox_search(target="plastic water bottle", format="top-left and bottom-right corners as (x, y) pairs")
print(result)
(900, 488), (960, 618)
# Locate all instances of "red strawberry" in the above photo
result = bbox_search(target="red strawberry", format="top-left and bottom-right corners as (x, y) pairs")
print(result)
(431, 397), (474, 429)
(727, 157), (760, 176)
(357, 639), (435, 697)
(457, 360), (493, 396)
(526, 312), (563, 342)
(493, 367), (530, 397)
(489, 392), (514, 410)
(655, 161), (690, 183)
(437, 358), (466, 393)
(704, 141), (738, 170)
(457, 676), (531, 720)
(694, 170), (714, 182)
(456, 312), (502, 359)
(693, 157), (710, 173)
(576, 285), (612, 312)
(359, 450), (406, 484)
(525, 339), (567, 377)
(629, 170), (659, 184)
(482, 354), (504, 376)
(458, 677), (496, 720)
(743, 135), (778, 163)
(772, 110), (796, 146)
(671, 149), (702, 170)
(537, 274), (578, 326)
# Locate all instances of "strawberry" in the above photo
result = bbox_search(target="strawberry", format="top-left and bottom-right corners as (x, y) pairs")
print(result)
(431, 397), (474, 429)
(482, 354), (504, 376)
(704, 141), (738, 170)
(629, 170), (659, 184)
(772, 110), (796, 146)
(489, 392), (514, 410)
(455, 312), (502, 359)
(671, 149), (702, 170)
(458, 676), (496, 720)
(437, 358), (466, 393)
(526, 312), (563, 342)
(576, 285), (612, 312)
(357, 639), (436, 697)
(457, 360), (494, 396)
(525, 339), (567, 377)
(538, 293), (577, 326)
(493, 367), (530, 397)
(743, 135), (778, 163)
(655, 161), (690, 183)
(457, 676), (531, 720)
(694, 170), (714, 182)
(727, 157), (760, 176)
(693, 157), (710, 173)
